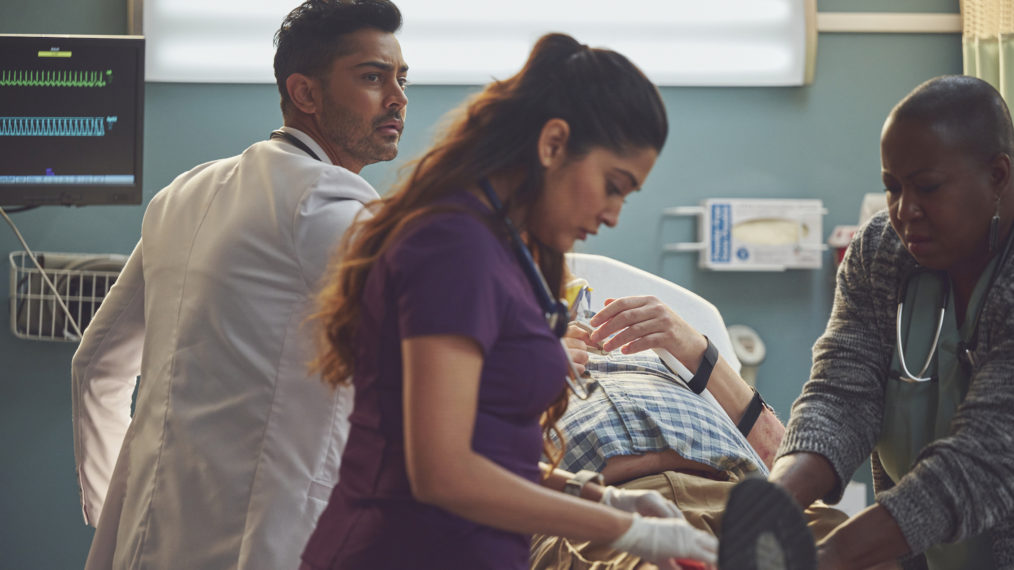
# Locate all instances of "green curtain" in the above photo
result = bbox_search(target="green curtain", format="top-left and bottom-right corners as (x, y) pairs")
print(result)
(962, 0), (1014, 114)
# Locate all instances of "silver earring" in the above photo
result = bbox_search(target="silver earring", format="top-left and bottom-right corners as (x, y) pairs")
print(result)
(989, 200), (1001, 253)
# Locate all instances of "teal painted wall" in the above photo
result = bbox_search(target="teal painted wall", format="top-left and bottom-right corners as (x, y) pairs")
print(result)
(1, 1), (960, 567)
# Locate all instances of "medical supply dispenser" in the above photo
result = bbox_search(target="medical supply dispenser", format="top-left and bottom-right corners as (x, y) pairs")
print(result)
(664, 198), (827, 271)
(9, 251), (126, 341)
(828, 193), (888, 268)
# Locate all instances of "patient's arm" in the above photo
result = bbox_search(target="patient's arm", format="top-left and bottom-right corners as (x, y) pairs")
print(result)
(587, 296), (784, 468)
(706, 354), (785, 468)
(744, 410), (784, 469)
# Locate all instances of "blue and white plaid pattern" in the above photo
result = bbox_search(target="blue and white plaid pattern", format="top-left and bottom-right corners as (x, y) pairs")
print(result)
(554, 352), (768, 479)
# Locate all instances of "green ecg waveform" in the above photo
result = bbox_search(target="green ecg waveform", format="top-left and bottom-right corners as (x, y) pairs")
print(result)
(0, 69), (113, 88)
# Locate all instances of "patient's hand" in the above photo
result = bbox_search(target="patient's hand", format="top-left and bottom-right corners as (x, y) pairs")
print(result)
(588, 296), (707, 368)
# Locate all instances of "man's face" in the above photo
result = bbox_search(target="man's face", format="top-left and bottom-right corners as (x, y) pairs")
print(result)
(317, 27), (408, 172)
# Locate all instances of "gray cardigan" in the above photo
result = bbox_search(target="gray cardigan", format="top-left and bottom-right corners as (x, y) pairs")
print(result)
(777, 211), (1014, 568)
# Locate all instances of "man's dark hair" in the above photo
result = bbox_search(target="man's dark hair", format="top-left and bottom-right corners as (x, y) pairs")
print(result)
(273, 0), (402, 116)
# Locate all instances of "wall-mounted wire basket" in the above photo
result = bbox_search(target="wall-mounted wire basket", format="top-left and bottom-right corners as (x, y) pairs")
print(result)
(9, 251), (127, 342)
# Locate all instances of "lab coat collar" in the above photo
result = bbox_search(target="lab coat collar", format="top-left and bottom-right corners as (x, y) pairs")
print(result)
(275, 126), (333, 166)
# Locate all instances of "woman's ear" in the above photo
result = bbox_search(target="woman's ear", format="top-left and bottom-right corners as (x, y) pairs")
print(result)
(989, 152), (1013, 207)
(538, 118), (571, 168)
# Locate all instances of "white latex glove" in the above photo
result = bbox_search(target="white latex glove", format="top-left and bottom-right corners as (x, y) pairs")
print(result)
(601, 486), (686, 519)
(610, 513), (718, 567)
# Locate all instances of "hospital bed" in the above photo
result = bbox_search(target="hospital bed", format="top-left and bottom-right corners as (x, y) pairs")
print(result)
(567, 252), (870, 517)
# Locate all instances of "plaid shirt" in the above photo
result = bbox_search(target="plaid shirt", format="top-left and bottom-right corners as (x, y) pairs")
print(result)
(554, 352), (767, 479)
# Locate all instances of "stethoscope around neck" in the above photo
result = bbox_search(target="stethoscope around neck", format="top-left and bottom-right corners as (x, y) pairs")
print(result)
(269, 129), (322, 161)
(896, 228), (1014, 383)
(478, 178), (598, 399)
(895, 268), (948, 383)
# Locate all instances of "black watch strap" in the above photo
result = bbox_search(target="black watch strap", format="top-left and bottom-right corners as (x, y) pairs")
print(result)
(686, 336), (718, 394)
(737, 389), (768, 436)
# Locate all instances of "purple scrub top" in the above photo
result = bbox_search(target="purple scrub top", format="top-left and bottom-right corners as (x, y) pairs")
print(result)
(302, 192), (568, 569)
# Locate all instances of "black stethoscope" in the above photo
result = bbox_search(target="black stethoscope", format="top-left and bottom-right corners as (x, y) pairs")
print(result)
(270, 129), (322, 161)
(478, 178), (597, 399)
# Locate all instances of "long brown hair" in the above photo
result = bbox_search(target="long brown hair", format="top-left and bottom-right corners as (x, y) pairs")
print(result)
(314, 32), (668, 469)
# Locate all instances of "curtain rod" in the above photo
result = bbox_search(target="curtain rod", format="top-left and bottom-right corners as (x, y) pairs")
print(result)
(818, 12), (961, 34)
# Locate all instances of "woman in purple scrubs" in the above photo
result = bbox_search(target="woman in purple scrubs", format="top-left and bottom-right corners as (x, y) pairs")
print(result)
(301, 32), (717, 570)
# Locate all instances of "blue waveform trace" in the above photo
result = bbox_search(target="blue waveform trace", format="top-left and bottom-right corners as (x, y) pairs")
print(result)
(0, 116), (116, 137)
(0, 174), (133, 185)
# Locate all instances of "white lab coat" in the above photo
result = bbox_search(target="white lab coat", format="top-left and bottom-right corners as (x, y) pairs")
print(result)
(71, 127), (378, 570)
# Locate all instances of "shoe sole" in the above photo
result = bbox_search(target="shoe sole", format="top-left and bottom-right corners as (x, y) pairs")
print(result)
(718, 477), (816, 570)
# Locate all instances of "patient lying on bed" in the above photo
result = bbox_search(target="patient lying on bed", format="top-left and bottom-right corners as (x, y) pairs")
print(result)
(531, 279), (848, 570)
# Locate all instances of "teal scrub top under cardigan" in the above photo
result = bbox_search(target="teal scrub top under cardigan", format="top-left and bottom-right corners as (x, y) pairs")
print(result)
(879, 255), (1000, 570)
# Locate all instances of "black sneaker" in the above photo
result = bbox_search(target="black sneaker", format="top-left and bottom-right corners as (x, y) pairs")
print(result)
(719, 477), (817, 570)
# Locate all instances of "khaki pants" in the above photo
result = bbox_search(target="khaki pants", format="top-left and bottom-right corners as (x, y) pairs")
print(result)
(530, 471), (848, 570)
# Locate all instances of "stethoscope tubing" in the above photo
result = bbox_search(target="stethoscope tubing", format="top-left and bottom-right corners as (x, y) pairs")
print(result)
(894, 227), (1014, 383)
(895, 284), (946, 383)
(477, 177), (596, 399)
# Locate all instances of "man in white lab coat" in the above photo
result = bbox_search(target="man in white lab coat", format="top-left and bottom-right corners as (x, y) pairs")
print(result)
(70, 1), (408, 568)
